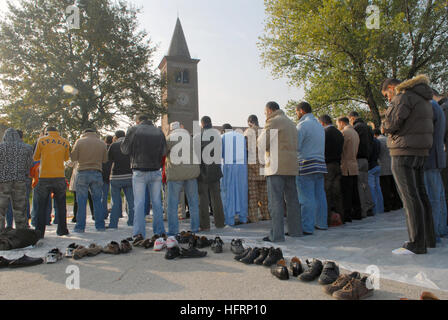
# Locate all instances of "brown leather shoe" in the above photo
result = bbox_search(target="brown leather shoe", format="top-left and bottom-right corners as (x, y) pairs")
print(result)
(332, 276), (374, 300)
(102, 241), (121, 255)
(86, 244), (103, 257)
(73, 246), (89, 260)
(323, 272), (360, 295)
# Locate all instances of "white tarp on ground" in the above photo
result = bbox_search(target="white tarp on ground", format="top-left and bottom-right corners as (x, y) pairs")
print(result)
(1, 209), (447, 292)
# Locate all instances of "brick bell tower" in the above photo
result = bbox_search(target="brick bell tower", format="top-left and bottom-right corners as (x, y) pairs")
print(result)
(158, 18), (200, 135)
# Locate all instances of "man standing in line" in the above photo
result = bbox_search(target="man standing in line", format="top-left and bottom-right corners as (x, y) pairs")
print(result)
(121, 114), (166, 238)
(382, 75), (436, 254)
(295, 102), (328, 234)
(348, 112), (375, 218)
(101, 135), (113, 220)
(319, 115), (345, 225)
(33, 127), (70, 238)
(70, 128), (108, 233)
(258, 102), (302, 242)
(108, 130), (134, 229)
(337, 117), (362, 222)
(244, 115), (270, 223)
(0, 129), (33, 232)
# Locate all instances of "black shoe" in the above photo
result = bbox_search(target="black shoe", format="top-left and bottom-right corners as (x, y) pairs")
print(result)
(71, 218), (77, 223)
(165, 246), (181, 260)
(234, 247), (251, 261)
(132, 234), (144, 246)
(57, 229), (70, 236)
(271, 265), (289, 280)
(262, 236), (272, 242)
(403, 242), (427, 254)
(179, 247), (207, 258)
(290, 257), (304, 277)
(240, 247), (261, 264)
(298, 259), (324, 282)
(262, 248), (283, 267)
(367, 209), (374, 217)
(231, 239), (245, 254)
(211, 237), (224, 253)
(318, 261), (340, 285)
(8, 255), (44, 268)
(0, 256), (12, 268)
(120, 240), (132, 254)
(254, 247), (270, 265)
(196, 236), (212, 249)
(303, 232), (313, 236)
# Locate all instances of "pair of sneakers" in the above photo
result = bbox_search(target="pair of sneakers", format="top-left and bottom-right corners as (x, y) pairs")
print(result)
(154, 236), (178, 251)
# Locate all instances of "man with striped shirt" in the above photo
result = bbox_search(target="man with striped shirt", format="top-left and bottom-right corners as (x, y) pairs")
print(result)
(295, 102), (328, 235)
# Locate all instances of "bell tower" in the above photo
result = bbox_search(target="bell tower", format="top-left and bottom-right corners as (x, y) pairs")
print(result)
(158, 18), (200, 135)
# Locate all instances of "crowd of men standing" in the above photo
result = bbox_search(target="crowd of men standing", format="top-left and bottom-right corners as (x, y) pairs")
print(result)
(0, 74), (447, 255)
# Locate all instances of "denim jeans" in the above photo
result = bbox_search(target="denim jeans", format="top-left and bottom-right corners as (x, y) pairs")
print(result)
(424, 169), (448, 238)
(266, 175), (302, 242)
(167, 179), (200, 236)
(74, 171), (105, 232)
(34, 178), (68, 237)
(296, 173), (328, 234)
(132, 170), (164, 238)
(368, 166), (384, 215)
(102, 182), (110, 219)
(109, 179), (134, 228)
(144, 185), (151, 216)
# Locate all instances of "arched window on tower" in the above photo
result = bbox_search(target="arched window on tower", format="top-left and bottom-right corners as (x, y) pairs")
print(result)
(182, 70), (190, 84)
(175, 71), (182, 83)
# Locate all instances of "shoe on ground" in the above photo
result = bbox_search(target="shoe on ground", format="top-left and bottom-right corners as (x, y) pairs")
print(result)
(323, 272), (361, 296)
(73, 246), (89, 260)
(65, 243), (79, 258)
(271, 264), (289, 280)
(8, 255), (44, 268)
(179, 247), (207, 258)
(298, 259), (323, 282)
(45, 248), (63, 264)
(0, 256), (12, 268)
(211, 237), (224, 253)
(102, 241), (121, 254)
(234, 247), (251, 261)
(254, 247), (270, 265)
(290, 257), (304, 277)
(132, 234), (145, 247)
(119, 240), (132, 254)
(230, 239), (245, 255)
(154, 238), (167, 251)
(196, 236), (212, 249)
(332, 276), (374, 300)
(319, 261), (340, 285)
(57, 229), (70, 236)
(262, 248), (284, 267)
(420, 292), (440, 300)
(165, 246), (181, 260)
(403, 241), (427, 254)
(87, 244), (103, 257)
(166, 236), (179, 249)
(240, 247), (261, 264)
(262, 236), (272, 242)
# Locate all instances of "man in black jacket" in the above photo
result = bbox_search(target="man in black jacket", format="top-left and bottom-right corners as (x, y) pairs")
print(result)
(349, 112), (375, 218)
(319, 115), (344, 225)
(108, 130), (134, 229)
(197, 116), (225, 231)
(121, 115), (167, 238)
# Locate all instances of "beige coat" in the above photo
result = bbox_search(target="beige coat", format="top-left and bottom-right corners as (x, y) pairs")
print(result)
(166, 129), (200, 181)
(70, 132), (108, 172)
(341, 125), (360, 176)
(258, 109), (298, 176)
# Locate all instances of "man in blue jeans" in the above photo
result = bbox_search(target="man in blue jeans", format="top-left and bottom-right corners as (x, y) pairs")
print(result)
(121, 114), (167, 239)
(295, 102), (328, 235)
(165, 122), (200, 236)
(70, 128), (108, 233)
(107, 130), (134, 228)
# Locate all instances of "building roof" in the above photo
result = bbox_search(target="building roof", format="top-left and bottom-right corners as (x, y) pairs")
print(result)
(167, 18), (191, 59)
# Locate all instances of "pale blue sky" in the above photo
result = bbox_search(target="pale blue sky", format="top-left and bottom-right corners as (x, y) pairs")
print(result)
(0, 0), (304, 127)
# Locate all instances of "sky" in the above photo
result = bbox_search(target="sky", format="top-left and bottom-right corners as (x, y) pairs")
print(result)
(0, 0), (305, 128)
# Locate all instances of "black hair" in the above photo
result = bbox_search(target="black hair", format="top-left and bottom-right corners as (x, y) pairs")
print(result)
(105, 135), (113, 145)
(16, 130), (23, 139)
(373, 129), (381, 136)
(83, 128), (96, 133)
(222, 124), (232, 130)
(296, 101), (312, 114)
(266, 101), (280, 111)
(46, 126), (57, 132)
(337, 117), (350, 125)
(115, 130), (125, 139)
(136, 114), (149, 122)
(201, 116), (212, 129)
(348, 111), (359, 118)
(247, 115), (259, 126)
(381, 78), (401, 91)
(319, 115), (332, 125)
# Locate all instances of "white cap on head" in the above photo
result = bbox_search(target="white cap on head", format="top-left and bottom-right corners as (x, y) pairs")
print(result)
(170, 122), (181, 131)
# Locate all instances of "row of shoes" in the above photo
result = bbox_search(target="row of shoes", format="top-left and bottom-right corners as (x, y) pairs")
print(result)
(64, 239), (133, 260)
(0, 255), (44, 269)
(176, 231), (224, 253)
(232, 240), (285, 267)
(270, 257), (374, 300)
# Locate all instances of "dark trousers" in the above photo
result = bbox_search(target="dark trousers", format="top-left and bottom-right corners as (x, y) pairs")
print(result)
(267, 175), (302, 242)
(341, 175), (362, 221)
(391, 156), (436, 251)
(34, 178), (68, 238)
(198, 180), (225, 230)
(442, 166), (448, 225)
(325, 162), (344, 223)
(380, 175), (403, 212)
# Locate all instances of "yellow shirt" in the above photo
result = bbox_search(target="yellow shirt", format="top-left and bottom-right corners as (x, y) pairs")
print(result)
(33, 132), (70, 178)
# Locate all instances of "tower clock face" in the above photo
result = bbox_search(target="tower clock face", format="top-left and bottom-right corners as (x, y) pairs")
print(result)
(177, 93), (190, 106)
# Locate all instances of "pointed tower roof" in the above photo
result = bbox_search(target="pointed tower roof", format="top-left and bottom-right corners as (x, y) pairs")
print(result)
(167, 18), (191, 59)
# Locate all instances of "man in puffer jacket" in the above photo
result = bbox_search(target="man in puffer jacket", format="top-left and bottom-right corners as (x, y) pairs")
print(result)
(0, 128), (33, 232)
(382, 74), (436, 254)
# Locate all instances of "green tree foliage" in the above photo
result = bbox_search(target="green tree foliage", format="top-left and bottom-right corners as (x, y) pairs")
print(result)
(0, 0), (164, 141)
(259, 0), (448, 127)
